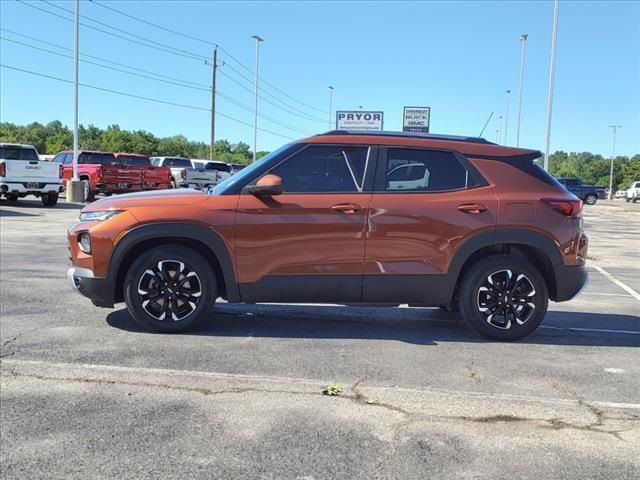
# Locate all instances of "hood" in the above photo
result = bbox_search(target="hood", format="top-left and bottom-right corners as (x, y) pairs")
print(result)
(81, 188), (209, 212)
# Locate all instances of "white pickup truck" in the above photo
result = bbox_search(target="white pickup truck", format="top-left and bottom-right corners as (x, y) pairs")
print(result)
(149, 156), (225, 189)
(0, 143), (63, 206)
(626, 181), (640, 203)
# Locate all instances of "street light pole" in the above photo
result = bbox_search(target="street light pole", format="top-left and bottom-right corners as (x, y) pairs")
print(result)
(504, 89), (511, 145)
(516, 33), (528, 147)
(210, 46), (217, 161)
(498, 115), (503, 144)
(251, 35), (263, 163)
(543, 0), (560, 171)
(608, 125), (622, 200)
(66, 0), (83, 202)
(328, 86), (334, 130)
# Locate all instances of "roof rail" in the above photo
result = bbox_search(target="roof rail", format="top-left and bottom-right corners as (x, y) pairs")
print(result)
(316, 130), (495, 145)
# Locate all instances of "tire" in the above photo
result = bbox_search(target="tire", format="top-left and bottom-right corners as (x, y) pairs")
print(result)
(6, 194), (18, 202)
(458, 255), (548, 341)
(170, 178), (177, 189)
(584, 194), (597, 205)
(123, 245), (217, 333)
(626, 198), (631, 203)
(81, 179), (95, 202)
(41, 192), (59, 207)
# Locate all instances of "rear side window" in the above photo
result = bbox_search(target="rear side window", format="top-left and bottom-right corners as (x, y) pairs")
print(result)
(381, 148), (469, 192)
(270, 145), (369, 193)
(205, 162), (231, 173)
(0, 146), (39, 161)
(80, 153), (116, 165)
(121, 156), (150, 166)
(165, 158), (191, 168)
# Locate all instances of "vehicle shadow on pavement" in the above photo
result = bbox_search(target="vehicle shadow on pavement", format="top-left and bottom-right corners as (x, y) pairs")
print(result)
(106, 304), (640, 347)
(0, 208), (41, 217)
(0, 200), (84, 210)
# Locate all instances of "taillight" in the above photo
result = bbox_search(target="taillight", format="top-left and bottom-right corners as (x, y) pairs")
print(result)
(181, 169), (186, 180)
(542, 198), (583, 218)
(0, 162), (5, 177)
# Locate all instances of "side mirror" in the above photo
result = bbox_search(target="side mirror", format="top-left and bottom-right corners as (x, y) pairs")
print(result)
(245, 174), (283, 196)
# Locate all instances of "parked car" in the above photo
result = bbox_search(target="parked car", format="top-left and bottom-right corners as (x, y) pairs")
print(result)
(556, 178), (607, 205)
(53, 150), (144, 201)
(149, 156), (193, 188)
(614, 189), (627, 199)
(68, 131), (589, 341)
(230, 163), (246, 174)
(0, 143), (62, 206)
(190, 160), (232, 186)
(115, 153), (171, 190)
(626, 181), (640, 203)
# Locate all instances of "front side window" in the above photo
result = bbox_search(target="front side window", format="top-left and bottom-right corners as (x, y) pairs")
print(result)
(383, 149), (468, 192)
(270, 145), (369, 193)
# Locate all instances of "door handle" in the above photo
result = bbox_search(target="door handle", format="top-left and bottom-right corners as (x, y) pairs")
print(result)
(457, 203), (487, 214)
(332, 203), (362, 214)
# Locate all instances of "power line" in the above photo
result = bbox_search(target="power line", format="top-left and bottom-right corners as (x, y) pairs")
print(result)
(16, 0), (206, 62)
(0, 64), (296, 140)
(1, 36), (212, 92)
(87, 0), (328, 114)
(40, 0), (208, 61)
(1, 28), (211, 89)
(2, 31), (314, 135)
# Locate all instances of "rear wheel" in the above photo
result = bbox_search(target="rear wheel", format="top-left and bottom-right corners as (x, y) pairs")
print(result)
(124, 245), (217, 332)
(584, 194), (597, 205)
(458, 255), (548, 341)
(81, 179), (95, 202)
(6, 194), (18, 202)
(41, 192), (59, 207)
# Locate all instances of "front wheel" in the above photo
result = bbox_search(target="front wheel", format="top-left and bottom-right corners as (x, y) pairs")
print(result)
(458, 256), (548, 341)
(41, 192), (59, 207)
(124, 245), (217, 332)
(584, 194), (597, 205)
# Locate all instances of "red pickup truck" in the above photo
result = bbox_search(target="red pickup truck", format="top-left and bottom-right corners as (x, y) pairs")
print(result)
(53, 150), (143, 201)
(114, 153), (171, 190)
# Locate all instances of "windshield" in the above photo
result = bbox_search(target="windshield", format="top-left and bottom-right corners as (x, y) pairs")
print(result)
(0, 146), (39, 161)
(165, 158), (192, 168)
(209, 143), (294, 195)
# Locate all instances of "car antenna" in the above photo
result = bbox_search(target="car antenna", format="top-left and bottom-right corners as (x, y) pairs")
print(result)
(478, 112), (493, 137)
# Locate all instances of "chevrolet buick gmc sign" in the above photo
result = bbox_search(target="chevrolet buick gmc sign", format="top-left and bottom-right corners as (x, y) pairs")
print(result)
(336, 111), (383, 131)
(403, 106), (430, 133)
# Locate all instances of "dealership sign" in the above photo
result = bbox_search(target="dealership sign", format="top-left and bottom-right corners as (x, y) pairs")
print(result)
(403, 106), (431, 133)
(336, 111), (384, 131)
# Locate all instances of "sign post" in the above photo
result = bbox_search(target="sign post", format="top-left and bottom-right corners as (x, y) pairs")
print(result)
(336, 111), (384, 131)
(402, 106), (431, 133)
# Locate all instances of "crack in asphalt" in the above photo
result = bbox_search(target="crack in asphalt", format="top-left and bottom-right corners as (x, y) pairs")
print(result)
(2, 366), (634, 444)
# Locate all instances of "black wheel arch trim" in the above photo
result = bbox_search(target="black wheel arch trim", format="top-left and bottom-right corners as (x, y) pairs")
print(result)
(108, 222), (240, 303)
(446, 228), (564, 300)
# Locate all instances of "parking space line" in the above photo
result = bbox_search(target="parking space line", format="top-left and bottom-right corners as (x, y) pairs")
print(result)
(592, 265), (640, 302)
(541, 326), (640, 335)
(585, 292), (632, 297)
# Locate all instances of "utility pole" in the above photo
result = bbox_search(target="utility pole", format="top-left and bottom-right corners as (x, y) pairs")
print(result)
(210, 47), (217, 161)
(516, 33), (528, 147)
(251, 35), (263, 163)
(504, 89), (511, 145)
(608, 125), (622, 200)
(328, 85), (334, 130)
(543, 0), (560, 171)
(67, 0), (83, 202)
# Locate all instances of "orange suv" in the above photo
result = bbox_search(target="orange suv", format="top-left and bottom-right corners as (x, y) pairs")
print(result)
(67, 131), (588, 340)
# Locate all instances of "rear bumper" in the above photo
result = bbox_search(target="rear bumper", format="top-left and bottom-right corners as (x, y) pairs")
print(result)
(67, 266), (115, 308)
(95, 183), (143, 193)
(551, 264), (589, 302)
(1, 182), (63, 194)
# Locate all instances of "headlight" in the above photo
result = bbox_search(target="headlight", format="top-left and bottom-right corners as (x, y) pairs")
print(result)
(78, 232), (92, 253)
(79, 210), (122, 222)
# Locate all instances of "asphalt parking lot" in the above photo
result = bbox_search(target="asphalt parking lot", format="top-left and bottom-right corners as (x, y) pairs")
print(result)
(1, 197), (639, 479)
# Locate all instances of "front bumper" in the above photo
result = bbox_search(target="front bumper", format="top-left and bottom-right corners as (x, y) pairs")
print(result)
(552, 264), (589, 302)
(67, 266), (115, 308)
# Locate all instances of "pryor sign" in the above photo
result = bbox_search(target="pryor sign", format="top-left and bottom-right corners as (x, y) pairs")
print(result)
(403, 106), (431, 133)
(336, 111), (384, 131)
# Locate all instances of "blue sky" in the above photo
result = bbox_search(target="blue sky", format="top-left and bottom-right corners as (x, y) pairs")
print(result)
(1, 0), (638, 156)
